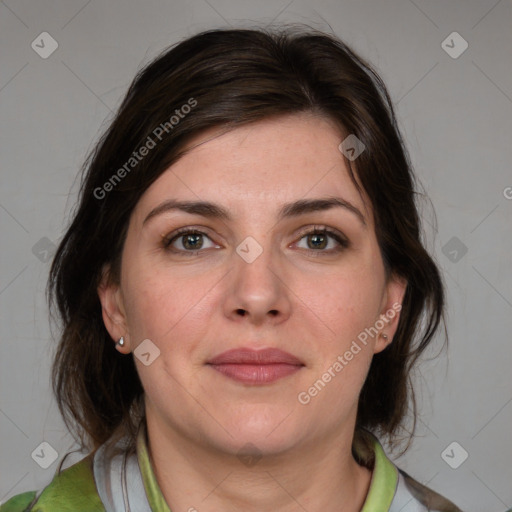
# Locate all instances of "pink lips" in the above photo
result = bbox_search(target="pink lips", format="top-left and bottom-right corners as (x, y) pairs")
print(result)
(207, 348), (304, 385)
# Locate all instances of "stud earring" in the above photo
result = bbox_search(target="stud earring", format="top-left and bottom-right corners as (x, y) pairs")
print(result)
(116, 336), (125, 347)
(381, 333), (388, 341)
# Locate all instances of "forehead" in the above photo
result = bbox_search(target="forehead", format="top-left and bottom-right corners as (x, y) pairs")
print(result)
(134, 113), (371, 223)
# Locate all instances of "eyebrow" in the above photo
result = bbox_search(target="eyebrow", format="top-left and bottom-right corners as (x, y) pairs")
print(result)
(143, 197), (366, 227)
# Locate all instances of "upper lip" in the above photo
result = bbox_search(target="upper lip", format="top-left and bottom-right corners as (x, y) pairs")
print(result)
(207, 348), (304, 366)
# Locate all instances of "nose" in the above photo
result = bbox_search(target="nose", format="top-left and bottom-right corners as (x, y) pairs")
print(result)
(223, 240), (292, 326)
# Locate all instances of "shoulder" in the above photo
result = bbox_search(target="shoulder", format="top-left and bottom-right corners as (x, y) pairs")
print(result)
(354, 429), (464, 512)
(392, 468), (464, 512)
(0, 454), (105, 512)
(0, 491), (37, 512)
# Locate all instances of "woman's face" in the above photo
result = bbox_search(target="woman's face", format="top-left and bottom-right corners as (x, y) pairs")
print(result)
(99, 112), (405, 456)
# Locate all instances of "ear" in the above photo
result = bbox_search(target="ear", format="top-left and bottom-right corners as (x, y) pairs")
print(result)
(97, 265), (131, 353)
(373, 273), (407, 354)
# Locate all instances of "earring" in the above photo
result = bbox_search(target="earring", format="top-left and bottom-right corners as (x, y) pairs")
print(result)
(381, 333), (388, 341)
(116, 336), (125, 347)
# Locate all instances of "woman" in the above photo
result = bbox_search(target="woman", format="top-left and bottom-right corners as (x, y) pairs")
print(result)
(2, 26), (463, 511)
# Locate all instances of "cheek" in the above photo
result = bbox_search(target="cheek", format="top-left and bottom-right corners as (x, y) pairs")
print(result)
(122, 270), (170, 340)
(121, 259), (220, 359)
(297, 263), (384, 343)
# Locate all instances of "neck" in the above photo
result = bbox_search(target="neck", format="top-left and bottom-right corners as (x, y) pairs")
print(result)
(145, 412), (372, 512)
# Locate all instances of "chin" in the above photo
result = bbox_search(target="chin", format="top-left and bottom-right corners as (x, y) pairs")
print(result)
(212, 409), (304, 456)
(218, 432), (299, 461)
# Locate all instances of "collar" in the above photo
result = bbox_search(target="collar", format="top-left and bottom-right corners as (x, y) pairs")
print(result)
(135, 424), (399, 511)
(359, 432), (399, 511)
(136, 423), (172, 512)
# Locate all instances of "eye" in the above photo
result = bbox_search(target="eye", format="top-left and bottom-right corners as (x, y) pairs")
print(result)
(162, 225), (348, 256)
(294, 226), (349, 254)
(163, 227), (219, 255)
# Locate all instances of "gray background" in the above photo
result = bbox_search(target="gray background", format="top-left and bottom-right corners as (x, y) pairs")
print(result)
(1, 0), (511, 510)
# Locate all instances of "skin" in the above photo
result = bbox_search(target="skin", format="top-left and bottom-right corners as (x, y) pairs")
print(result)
(98, 112), (407, 512)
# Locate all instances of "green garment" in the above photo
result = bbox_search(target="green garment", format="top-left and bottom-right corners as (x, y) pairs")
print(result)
(1, 425), (462, 511)
(0, 452), (103, 511)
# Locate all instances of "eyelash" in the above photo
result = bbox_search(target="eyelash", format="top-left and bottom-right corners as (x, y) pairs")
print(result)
(162, 225), (349, 256)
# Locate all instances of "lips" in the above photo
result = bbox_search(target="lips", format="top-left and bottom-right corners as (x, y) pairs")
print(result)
(207, 348), (304, 385)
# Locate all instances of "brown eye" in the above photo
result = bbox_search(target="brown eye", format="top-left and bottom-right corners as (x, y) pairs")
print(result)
(306, 232), (328, 250)
(295, 227), (349, 254)
(163, 228), (218, 254)
(180, 232), (204, 250)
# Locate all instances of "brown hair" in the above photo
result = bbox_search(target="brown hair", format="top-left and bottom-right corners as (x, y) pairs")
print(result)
(48, 25), (445, 452)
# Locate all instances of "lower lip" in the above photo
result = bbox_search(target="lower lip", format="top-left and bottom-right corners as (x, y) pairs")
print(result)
(209, 363), (302, 384)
